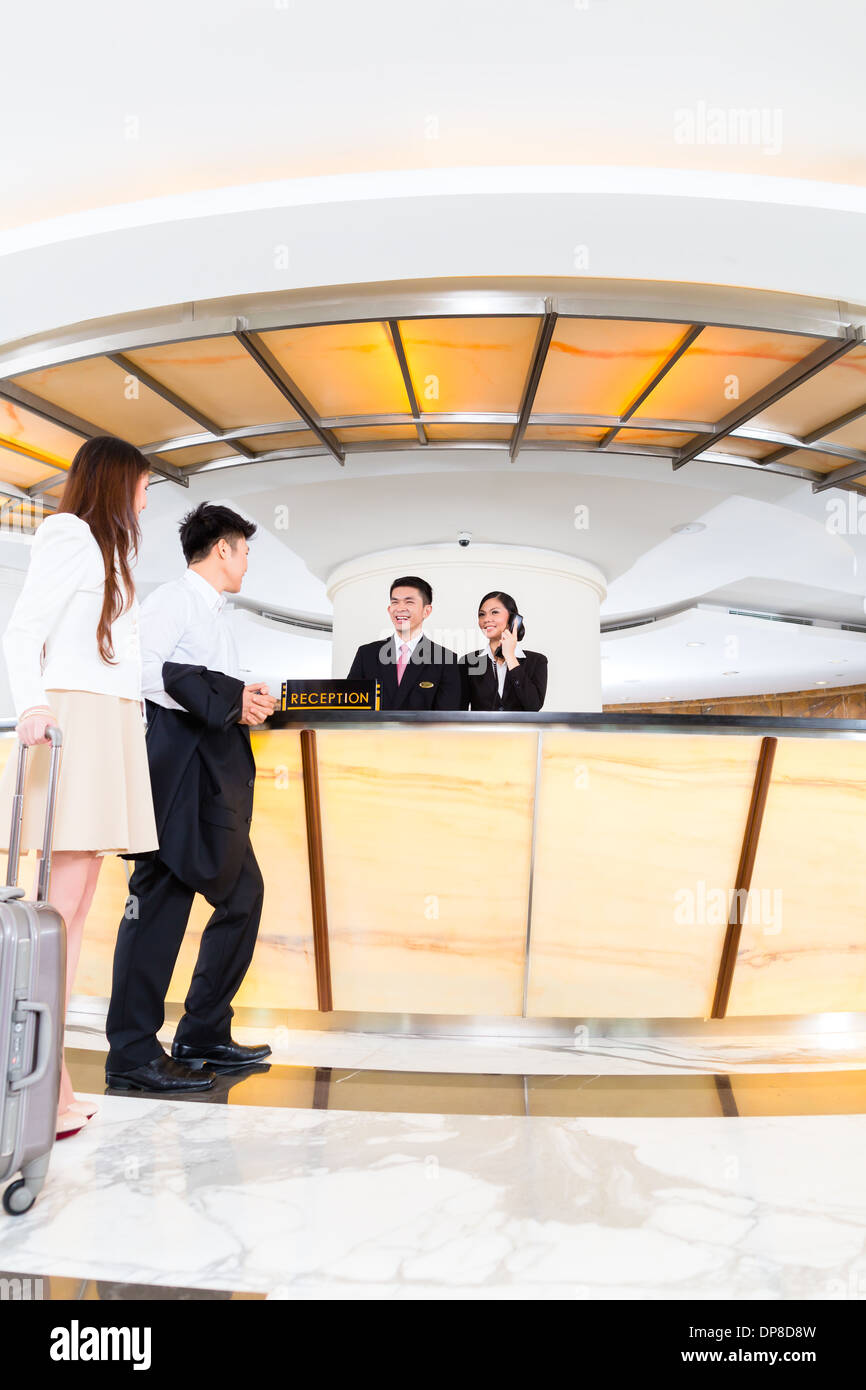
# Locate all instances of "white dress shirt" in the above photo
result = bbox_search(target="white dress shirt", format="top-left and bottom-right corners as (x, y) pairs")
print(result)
(141, 568), (241, 711)
(3, 512), (142, 718)
(492, 644), (525, 697)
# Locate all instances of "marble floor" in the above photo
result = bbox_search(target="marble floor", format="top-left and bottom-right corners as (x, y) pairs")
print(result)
(3, 1095), (866, 1299)
(2, 1006), (866, 1300)
(64, 998), (866, 1076)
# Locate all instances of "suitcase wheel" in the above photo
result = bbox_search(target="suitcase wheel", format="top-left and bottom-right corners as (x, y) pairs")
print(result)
(2, 1180), (35, 1216)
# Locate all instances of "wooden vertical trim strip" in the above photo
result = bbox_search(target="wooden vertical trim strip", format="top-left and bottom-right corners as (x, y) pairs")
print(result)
(711, 735), (778, 1019)
(299, 728), (333, 1011)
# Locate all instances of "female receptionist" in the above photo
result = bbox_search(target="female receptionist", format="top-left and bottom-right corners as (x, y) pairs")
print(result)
(459, 591), (548, 711)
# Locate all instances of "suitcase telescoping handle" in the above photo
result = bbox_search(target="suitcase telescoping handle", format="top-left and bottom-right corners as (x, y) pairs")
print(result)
(6, 725), (63, 904)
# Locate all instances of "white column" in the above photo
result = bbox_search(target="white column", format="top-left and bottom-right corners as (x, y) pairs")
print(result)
(327, 543), (607, 713)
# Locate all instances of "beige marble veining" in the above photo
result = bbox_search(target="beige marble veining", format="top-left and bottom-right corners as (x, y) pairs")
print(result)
(6, 724), (866, 1023)
(526, 732), (763, 1017)
(728, 737), (866, 1016)
(316, 728), (538, 1013)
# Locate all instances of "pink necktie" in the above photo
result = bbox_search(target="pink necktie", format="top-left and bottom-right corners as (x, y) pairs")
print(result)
(396, 642), (410, 685)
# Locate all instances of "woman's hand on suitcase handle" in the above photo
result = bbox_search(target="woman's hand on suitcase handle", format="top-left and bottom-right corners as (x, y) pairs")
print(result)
(16, 706), (59, 747)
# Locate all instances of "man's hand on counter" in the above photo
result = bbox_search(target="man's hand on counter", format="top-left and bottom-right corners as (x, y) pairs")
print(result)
(239, 682), (278, 726)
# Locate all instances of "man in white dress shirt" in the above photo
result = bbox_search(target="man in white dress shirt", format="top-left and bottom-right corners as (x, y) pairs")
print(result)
(105, 504), (277, 1092)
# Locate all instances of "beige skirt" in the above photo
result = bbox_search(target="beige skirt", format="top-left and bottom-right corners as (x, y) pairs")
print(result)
(0, 689), (159, 855)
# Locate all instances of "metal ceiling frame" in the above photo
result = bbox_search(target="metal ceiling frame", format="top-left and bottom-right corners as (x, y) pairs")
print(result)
(233, 327), (345, 464)
(510, 301), (558, 461)
(2, 288), (866, 517)
(386, 319), (427, 446)
(671, 330), (864, 470)
(599, 323), (704, 450)
(0, 377), (189, 499)
(107, 351), (255, 461)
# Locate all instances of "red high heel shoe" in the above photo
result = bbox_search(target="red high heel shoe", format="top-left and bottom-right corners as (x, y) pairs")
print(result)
(56, 1110), (88, 1141)
(68, 1100), (99, 1120)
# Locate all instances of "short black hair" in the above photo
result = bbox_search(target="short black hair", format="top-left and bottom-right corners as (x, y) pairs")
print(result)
(179, 503), (257, 565)
(390, 575), (433, 606)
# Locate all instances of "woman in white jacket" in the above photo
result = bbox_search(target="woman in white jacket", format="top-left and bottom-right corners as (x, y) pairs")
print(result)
(0, 436), (158, 1138)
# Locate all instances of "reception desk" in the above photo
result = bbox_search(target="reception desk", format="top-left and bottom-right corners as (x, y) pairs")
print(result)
(3, 711), (866, 1029)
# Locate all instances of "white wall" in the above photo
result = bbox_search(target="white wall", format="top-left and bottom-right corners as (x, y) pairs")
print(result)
(227, 608), (331, 698)
(0, 564), (28, 719)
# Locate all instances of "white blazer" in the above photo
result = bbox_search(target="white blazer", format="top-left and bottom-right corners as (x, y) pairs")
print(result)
(3, 512), (142, 718)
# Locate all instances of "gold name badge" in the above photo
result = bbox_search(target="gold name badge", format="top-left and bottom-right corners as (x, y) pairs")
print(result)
(419, 681), (434, 688)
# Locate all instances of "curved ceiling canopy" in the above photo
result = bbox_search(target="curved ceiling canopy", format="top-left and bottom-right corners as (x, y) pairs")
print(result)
(1, 284), (865, 529)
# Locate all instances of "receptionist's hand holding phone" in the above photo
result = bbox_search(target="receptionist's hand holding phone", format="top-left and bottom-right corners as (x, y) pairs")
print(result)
(494, 615), (522, 665)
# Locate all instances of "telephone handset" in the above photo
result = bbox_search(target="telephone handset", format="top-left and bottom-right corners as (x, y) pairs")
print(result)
(493, 614), (524, 662)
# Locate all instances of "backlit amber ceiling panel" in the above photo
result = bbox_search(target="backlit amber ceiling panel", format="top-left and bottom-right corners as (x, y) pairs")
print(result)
(124, 336), (300, 429)
(0, 310), (859, 510)
(154, 442), (236, 468)
(424, 423), (513, 441)
(611, 428), (696, 448)
(633, 327), (820, 425)
(748, 343), (866, 438)
(711, 435), (780, 460)
(0, 399), (82, 467)
(0, 444), (63, 490)
(259, 322), (409, 417)
(399, 317), (539, 414)
(238, 431), (322, 454)
(523, 425), (606, 441)
(334, 424), (419, 443)
(822, 418), (866, 453)
(776, 449), (854, 474)
(9, 358), (198, 446)
(533, 319), (687, 416)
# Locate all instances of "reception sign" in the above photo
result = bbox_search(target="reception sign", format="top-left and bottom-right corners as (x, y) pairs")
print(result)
(280, 679), (380, 711)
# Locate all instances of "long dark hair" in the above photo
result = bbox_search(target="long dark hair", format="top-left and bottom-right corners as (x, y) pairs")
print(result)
(58, 436), (150, 664)
(478, 590), (526, 642)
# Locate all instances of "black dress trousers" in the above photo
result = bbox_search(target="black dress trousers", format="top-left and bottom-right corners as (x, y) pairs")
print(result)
(105, 843), (264, 1072)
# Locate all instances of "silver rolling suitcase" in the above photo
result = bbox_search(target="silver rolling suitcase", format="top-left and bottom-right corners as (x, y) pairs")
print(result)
(0, 726), (65, 1216)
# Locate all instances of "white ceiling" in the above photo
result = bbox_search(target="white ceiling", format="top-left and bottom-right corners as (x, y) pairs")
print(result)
(603, 608), (866, 703)
(3, 0), (865, 234)
(134, 447), (866, 618)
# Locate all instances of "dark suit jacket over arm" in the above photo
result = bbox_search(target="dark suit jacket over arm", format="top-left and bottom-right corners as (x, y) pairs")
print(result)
(140, 662), (256, 901)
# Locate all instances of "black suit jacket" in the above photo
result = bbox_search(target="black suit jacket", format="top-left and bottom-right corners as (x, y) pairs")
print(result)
(348, 634), (461, 711)
(459, 649), (548, 711)
(137, 661), (257, 902)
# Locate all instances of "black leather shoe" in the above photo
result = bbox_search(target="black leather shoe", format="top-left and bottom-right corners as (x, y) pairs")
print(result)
(171, 1039), (272, 1070)
(105, 1055), (216, 1092)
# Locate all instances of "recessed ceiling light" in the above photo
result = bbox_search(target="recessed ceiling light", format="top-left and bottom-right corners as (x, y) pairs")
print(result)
(686, 641), (705, 647)
(815, 679), (828, 685)
(671, 522), (707, 534)
(826, 658), (848, 664)
(722, 670), (739, 675)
